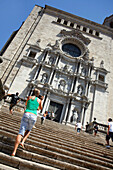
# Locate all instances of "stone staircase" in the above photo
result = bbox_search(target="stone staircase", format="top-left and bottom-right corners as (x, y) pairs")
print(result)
(0, 106), (113, 170)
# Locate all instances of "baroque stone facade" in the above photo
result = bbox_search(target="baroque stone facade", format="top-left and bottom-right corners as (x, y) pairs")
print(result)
(0, 5), (113, 126)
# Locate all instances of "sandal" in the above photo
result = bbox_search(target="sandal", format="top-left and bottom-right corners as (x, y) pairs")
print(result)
(11, 154), (15, 157)
(19, 143), (25, 149)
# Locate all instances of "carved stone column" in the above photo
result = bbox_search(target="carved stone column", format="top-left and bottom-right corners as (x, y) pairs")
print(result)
(66, 99), (74, 123)
(59, 103), (66, 123)
(63, 98), (70, 122)
(54, 54), (60, 66)
(85, 81), (89, 96)
(48, 69), (54, 84)
(70, 76), (75, 92)
(49, 54), (60, 85)
(71, 62), (79, 93)
(73, 76), (79, 93)
(42, 92), (50, 113)
(80, 104), (85, 126)
(34, 51), (48, 80)
(82, 102), (89, 127)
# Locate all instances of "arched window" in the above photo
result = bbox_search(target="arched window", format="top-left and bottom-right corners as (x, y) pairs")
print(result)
(62, 43), (81, 57)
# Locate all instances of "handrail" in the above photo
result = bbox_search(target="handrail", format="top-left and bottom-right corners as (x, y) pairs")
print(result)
(85, 121), (108, 134)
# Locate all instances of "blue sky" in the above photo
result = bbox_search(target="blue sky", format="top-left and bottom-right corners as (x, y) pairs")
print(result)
(0, 0), (113, 51)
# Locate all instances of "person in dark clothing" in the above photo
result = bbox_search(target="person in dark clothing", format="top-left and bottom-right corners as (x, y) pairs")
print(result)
(7, 92), (21, 114)
(41, 111), (48, 124)
(46, 112), (51, 120)
(94, 124), (98, 136)
(106, 118), (113, 148)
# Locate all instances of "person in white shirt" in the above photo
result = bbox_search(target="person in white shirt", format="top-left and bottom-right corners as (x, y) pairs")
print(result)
(75, 121), (82, 134)
(106, 118), (113, 148)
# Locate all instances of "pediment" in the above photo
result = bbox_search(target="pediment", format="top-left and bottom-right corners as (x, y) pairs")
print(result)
(60, 29), (91, 45)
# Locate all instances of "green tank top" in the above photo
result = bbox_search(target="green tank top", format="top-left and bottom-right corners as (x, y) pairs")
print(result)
(25, 97), (39, 116)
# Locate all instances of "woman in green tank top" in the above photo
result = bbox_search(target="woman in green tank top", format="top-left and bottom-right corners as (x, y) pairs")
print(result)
(11, 89), (42, 156)
(25, 96), (40, 115)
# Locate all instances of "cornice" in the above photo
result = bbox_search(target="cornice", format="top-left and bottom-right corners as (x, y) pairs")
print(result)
(44, 5), (113, 37)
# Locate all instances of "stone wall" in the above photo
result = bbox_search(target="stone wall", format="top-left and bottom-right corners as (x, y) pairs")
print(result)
(0, 5), (113, 126)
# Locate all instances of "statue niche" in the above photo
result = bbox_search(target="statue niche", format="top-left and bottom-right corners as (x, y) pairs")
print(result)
(41, 73), (48, 84)
(70, 110), (78, 123)
(58, 79), (66, 91)
(77, 85), (83, 96)
(81, 67), (86, 77)
(48, 56), (54, 65)
(63, 64), (69, 72)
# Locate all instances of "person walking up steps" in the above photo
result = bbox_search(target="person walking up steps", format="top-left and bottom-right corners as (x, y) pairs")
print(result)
(94, 124), (98, 136)
(75, 121), (82, 135)
(41, 111), (48, 124)
(11, 88), (42, 156)
(6, 92), (21, 114)
(106, 118), (113, 148)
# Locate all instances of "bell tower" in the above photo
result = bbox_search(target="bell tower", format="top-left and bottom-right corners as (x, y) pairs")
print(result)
(103, 14), (113, 28)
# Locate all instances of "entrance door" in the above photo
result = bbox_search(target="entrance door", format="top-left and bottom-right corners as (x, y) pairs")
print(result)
(48, 101), (63, 122)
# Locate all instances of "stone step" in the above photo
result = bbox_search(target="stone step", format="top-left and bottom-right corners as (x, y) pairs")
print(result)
(1, 129), (113, 163)
(0, 114), (106, 148)
(0, 109), (106, 145)
(1, 130), (113, 169)
(0, 107), (113, 169)
(0, 122), (113, 159)
(1, 117), (112, 153)
(0, 152), (61, 170)
(1, 140), (113, 170)
(0, 163), (18, 170)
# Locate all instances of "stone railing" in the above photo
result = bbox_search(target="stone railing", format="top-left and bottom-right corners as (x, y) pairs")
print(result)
(86, 121), (108, 134)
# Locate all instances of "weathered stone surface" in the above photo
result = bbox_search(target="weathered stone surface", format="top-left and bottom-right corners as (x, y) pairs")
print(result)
(0, 5), (113, 127)
(0, 108), (113, 170)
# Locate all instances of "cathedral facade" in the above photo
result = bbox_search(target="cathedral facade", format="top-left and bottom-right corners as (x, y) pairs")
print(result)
(0, 5), (113, 126)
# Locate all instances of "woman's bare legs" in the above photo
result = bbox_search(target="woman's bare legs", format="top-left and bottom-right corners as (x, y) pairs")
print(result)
(21, 130), (30, 147)
(11, 134), (22, 156)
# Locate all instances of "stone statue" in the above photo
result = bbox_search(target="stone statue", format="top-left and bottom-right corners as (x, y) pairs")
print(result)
(77, 85), (83, 96)
(63, 64), (69, 72)
(100, 60), (104, 68)
(81, 67), (86, 76)
(41, 73), (47, 84)
(70, 111), (78, 123)
(49, 57), (54, 65)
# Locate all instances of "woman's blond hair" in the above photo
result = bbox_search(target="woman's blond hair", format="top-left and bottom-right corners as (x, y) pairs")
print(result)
(33, 88), (40, 97)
